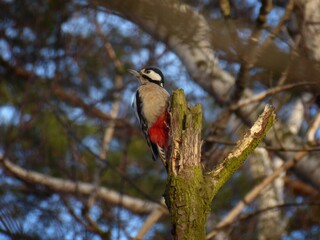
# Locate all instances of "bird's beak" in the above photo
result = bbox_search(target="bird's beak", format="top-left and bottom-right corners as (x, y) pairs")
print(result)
(128, 69), (140, 78)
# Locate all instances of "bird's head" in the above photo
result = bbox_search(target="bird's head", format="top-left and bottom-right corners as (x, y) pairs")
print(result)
(129, 67), (164, 87)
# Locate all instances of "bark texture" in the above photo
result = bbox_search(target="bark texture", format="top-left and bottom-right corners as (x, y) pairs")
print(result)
(164, 89), (209, 240)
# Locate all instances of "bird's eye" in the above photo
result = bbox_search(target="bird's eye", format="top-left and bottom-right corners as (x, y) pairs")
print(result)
(145, 70), (151, 74)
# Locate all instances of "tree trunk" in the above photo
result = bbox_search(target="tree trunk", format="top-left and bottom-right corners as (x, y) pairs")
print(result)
(164, 89), (209, 240)
(164, 90), (276, 239)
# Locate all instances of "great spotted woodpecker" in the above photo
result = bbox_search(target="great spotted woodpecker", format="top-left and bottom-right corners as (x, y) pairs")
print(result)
(129, 67), (170, 166)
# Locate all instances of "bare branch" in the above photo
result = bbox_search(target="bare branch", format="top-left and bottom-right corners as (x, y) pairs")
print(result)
(231, 0), (294, 103)
(285, 177), (320, 197)
(51, 85), (129, 128)
(1, 156), (167, 215)
(208, 105), (276, 197)
(257, 0), (273, 26)
(96, 22), (124, 160)
(307, 112), (320, 143)
(231, 82), (317, 110)
(219, 0), (231, 18)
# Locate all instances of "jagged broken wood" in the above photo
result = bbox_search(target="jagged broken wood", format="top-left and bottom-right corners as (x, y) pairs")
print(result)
(164, 89), (276, 240)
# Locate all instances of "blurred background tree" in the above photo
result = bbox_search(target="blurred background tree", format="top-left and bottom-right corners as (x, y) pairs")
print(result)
(0, 0), (320, 239)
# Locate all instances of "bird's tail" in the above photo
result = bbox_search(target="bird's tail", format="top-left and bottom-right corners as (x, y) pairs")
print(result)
(157, 145), (167, 167)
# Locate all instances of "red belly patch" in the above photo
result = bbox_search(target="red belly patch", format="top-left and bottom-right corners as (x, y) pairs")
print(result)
(148, 112), (169, 149)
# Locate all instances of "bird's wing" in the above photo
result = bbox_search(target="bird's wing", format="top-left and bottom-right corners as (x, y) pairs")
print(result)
(133, 90), (159, 161)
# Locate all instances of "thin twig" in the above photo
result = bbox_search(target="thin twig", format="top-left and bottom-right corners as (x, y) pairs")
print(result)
(84, 17), (125, 229)
(231, 82), (318, 110)
(61, 197), (92, 232)
(231, 0), (294, 103)
(51, 84), (130, 128)
(238, 201), (320, 223)
(231, 0), (274, 102)
(206, 137), (320, 152)
(307, 112), (320, 143)
(95, 17), (124, 160)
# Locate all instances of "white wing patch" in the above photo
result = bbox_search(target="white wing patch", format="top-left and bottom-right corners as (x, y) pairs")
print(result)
(132, 94), (140, 122)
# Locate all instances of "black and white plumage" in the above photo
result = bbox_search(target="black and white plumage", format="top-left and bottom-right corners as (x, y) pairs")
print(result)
(130, 68), (170, 166)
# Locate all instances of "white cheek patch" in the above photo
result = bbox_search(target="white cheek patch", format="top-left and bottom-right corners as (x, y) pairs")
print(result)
(147, 71), (162, 81)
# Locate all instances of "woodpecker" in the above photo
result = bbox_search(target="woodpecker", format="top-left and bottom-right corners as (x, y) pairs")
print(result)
(129, 67), (170, 166)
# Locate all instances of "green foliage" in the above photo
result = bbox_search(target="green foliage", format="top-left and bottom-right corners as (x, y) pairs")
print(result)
(38, 112), (68, 160)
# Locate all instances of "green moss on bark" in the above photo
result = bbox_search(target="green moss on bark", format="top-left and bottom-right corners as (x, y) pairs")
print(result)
(165, 90), (209, 240)
(165, 166), (210, 240)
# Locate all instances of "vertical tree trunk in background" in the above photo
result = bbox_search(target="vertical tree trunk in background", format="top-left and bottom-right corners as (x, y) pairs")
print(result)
(248, 148), (285, 240)
(296, 0), (320, 62)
